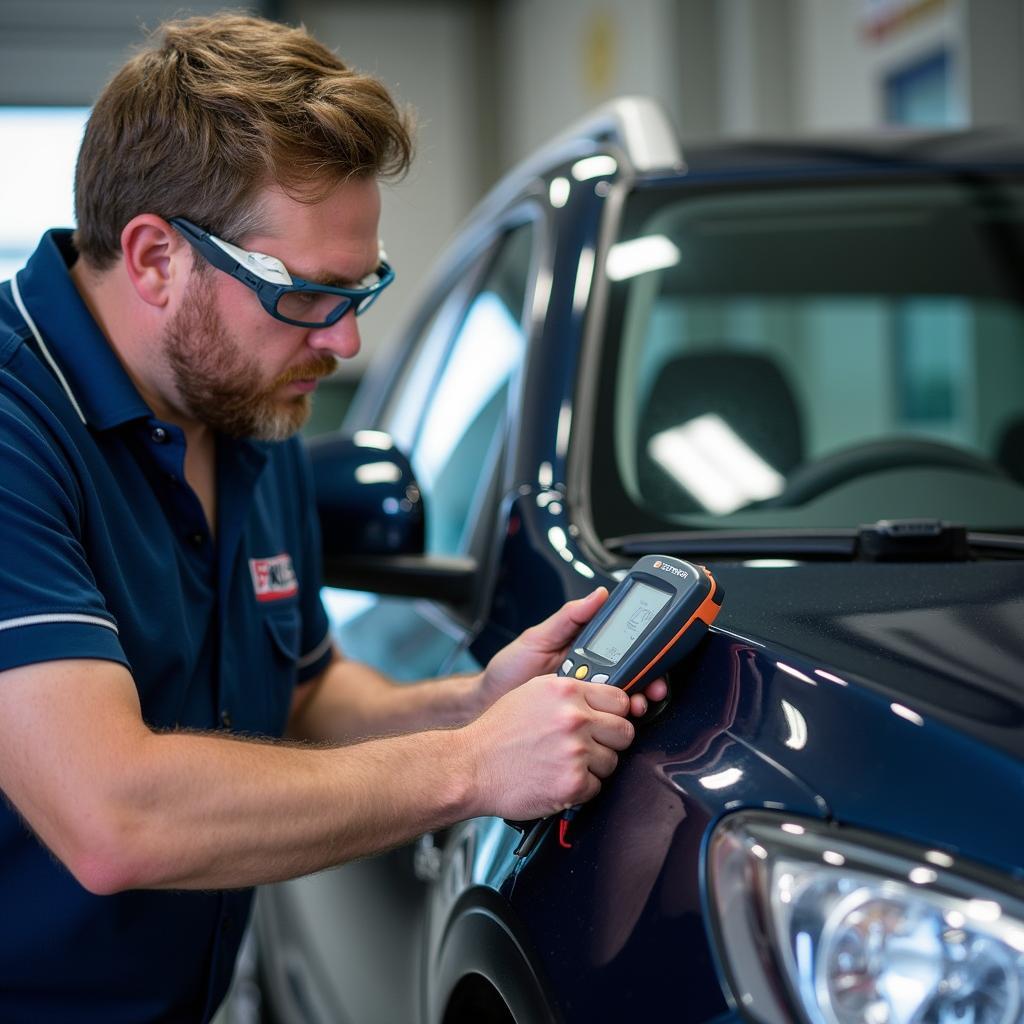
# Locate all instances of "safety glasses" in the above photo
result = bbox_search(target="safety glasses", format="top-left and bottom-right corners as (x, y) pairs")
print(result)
(169, 217), (394, 328)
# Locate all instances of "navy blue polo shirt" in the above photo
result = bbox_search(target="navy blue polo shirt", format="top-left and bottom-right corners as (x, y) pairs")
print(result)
(0, 230), (334, 1022)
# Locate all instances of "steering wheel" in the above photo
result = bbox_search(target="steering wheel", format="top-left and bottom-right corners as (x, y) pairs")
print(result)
(775, 438), (1003, 506)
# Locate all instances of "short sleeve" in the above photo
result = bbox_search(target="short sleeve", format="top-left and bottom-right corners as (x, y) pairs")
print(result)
(0, 384), (128, 673)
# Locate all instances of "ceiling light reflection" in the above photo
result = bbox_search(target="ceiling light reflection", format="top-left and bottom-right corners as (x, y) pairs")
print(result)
(354, 462), (402, 485)
(967, 900), (1002, 923)
(353, 430), (393, 450)
(606, 234), (680, 282)
(777, 662), (817, 686)
(549, 176), (570, 208)
(699, 767), (743, 790)
(556, 401), (572, 458)
(648, 413), (785, 515)
(925, 850), (955, 868)
(781, 700), (808, 750)
(890, 703), (924, 727)
(573, 247), (594, 312)
(571, 155), (617, 181)
(814, 669), (848, 687)
(547, 526), (568, 551)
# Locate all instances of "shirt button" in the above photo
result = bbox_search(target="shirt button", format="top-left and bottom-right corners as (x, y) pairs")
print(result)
(220, 709), (232, 729)
(151, 427), (168, 444)
(190, 532), (204, 547)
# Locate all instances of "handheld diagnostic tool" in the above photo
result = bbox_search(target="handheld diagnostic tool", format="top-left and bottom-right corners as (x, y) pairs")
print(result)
(557, 555), (723, 693)
(511, 555), (723, 857)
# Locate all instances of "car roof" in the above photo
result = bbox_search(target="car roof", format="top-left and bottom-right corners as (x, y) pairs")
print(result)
(643, 128), (1024, 182)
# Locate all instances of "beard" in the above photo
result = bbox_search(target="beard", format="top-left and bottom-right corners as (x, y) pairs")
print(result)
(162, 276), (338, 441)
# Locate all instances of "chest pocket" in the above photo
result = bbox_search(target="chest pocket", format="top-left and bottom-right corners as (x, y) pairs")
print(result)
(265, 606), (301, 663)
(261, 606), (301, 735)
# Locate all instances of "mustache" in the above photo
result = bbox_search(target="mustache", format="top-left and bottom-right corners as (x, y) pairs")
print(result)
(273, 354), (339, 387)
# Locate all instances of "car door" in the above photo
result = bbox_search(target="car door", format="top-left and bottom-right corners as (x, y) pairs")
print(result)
(256, 213), (541, 1024)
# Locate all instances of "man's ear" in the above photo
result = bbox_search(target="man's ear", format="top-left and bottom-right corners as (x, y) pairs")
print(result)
(120, 215), (190, 309)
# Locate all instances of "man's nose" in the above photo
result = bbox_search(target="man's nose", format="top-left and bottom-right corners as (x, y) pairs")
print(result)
(308, 310), (361, 360)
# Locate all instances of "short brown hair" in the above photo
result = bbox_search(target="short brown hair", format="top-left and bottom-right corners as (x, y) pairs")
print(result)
(74, 13), (414, 269)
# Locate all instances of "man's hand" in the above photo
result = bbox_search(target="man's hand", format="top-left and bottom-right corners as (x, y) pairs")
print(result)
(477, 589), (668, 718)
(460, 673), (636, 821)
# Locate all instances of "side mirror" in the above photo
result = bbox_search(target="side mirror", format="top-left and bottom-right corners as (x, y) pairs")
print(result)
(308, 430), (425, 557)
(307, 431), (477, 604)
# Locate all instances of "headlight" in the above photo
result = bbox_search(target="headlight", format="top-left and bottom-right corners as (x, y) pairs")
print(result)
(706, 812), (1024, 1024)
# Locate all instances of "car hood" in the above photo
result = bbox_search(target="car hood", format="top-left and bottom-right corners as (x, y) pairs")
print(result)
(709, 559), (1024, 759)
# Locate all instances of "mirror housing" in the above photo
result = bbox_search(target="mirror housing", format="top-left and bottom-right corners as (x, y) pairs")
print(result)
(307, 431), (477, 604)
(308, 431), (425, 557)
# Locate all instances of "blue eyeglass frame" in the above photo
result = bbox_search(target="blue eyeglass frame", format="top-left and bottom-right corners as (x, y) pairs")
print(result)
(169, 216), (395, 328)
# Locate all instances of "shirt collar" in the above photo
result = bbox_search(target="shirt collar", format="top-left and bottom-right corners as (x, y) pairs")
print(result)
(15, 229), (152, 430)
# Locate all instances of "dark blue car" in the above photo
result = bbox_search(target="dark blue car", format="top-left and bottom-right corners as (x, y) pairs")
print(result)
(255, 98), (1024, 1024)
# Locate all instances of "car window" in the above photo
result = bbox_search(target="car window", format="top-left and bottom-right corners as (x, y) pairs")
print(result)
(381, 280), (474, 454)
(592, 181), (1024, 536)
(394, 223), (535, 556)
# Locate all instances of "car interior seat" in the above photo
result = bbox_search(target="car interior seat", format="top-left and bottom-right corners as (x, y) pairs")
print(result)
(636, 350), (804, 514)
(995, 413), (1024, 484)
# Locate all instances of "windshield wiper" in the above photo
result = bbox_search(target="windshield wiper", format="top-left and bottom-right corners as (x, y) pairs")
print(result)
(606, 520), (1024, 562)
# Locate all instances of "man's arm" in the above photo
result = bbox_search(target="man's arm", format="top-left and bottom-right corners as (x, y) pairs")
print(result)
(0, 656), (633, 895)
(287, 589), (668, 745)
(286, 653), (483, 744)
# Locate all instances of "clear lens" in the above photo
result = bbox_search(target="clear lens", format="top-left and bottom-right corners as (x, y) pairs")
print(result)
(354, 290), (381, 315)
(275, 290), (350, 324)
(274, 280), (384, 324)
(706, 813), (1024, 1024)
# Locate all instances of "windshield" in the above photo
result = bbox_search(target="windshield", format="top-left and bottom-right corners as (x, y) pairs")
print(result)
(591, 179), (1024, 541)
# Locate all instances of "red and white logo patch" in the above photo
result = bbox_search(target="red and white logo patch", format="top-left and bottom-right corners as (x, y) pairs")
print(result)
(249, 553), (298, 602)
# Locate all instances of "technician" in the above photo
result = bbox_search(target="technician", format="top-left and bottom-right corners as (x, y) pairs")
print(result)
(0, 13), (663, 1023)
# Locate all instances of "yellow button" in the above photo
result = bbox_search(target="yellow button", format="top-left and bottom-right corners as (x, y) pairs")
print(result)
(575, 665), (589, 679)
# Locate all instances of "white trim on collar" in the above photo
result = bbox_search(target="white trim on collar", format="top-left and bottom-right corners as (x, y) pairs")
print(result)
(10, 272), (87, 424)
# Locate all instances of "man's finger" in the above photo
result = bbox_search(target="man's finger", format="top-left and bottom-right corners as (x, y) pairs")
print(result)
(586, 746), (619, 780)
(629, 693), (648, 717)
(589, 711), (635, 751)
(581, 681), (629, 716)
(525, 588), (609, 652)
(643, 677), (669, 701)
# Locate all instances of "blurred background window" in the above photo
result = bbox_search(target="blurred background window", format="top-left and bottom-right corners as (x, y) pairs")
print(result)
(0, 107), (88, 282)
(884, 50), (958, 128)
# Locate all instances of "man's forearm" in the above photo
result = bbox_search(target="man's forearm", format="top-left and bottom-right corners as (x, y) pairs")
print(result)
(87, 725), (476, 894)
(287, 656), (484, 744)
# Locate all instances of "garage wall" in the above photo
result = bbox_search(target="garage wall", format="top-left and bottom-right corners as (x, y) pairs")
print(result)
(0, 0), (246, 105)
(289, 1), (486, 374)
(791, 0), (965, 130)
(496, 0), (687, 165)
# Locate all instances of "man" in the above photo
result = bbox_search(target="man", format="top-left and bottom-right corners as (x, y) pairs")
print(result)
(0, 13), (665, 1023)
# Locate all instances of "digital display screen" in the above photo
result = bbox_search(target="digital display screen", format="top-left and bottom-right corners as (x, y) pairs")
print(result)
(587, 581), (670, 665)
